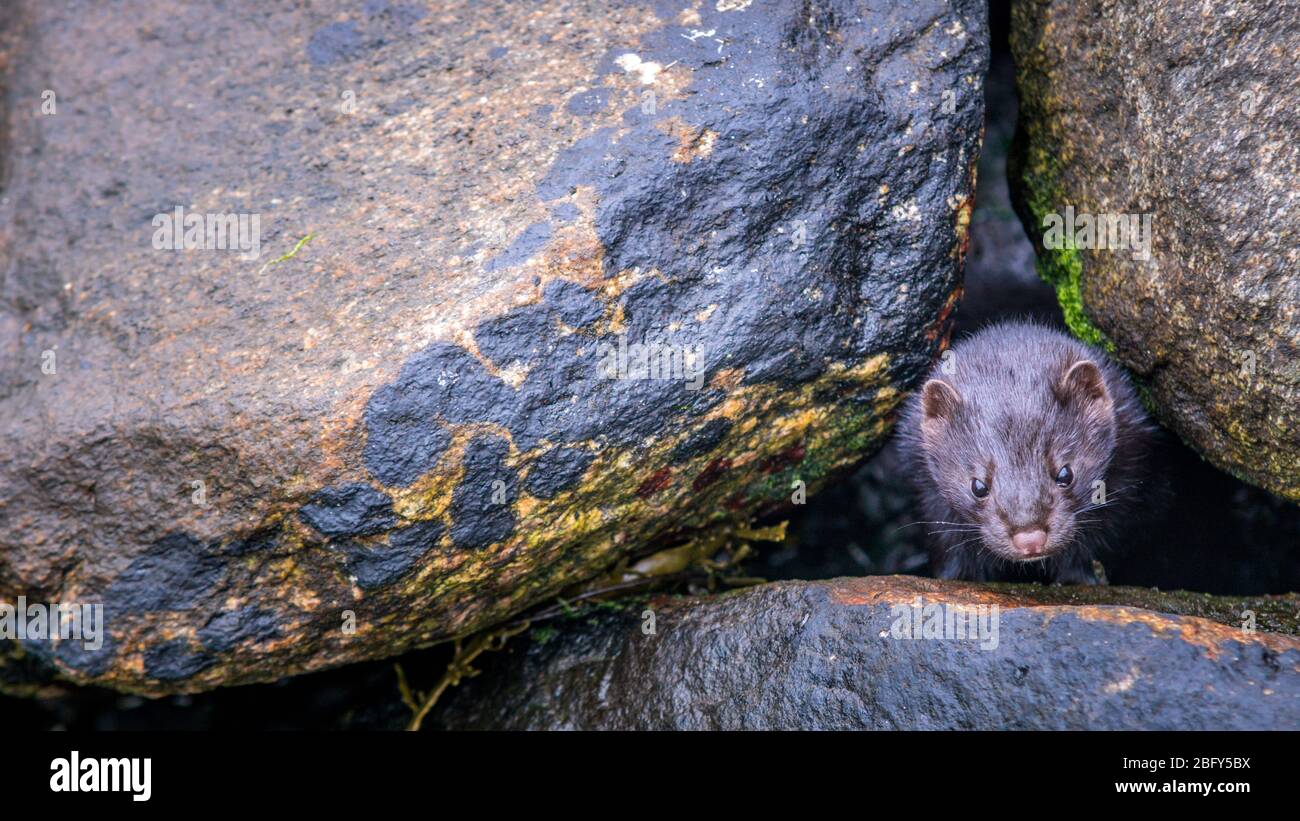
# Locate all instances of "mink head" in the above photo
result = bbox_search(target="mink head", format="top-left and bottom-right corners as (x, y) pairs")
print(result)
(917, 358), (1117, 564)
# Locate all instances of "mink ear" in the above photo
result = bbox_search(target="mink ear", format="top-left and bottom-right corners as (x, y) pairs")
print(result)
(1056, 359), (1114, 423)
(920, 379), (961, 440)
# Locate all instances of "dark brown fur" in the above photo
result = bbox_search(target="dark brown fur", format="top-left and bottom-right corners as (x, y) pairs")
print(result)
(898, 321), (1157, 583)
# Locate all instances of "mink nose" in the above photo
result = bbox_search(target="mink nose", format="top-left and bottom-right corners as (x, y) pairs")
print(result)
(1011, 529), (1048, 556)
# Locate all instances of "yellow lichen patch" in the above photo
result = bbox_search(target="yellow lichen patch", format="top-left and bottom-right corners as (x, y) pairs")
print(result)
(600, 265), (657, 306)
(708, 367), (745, 393)
(534, 196), (607, 291)
(389, 422), (514, 521)
(657, 117), (719, 163)
(834, 351), (889, 383)
(952, 192), (973, 248)
(385, 349), (899, 634)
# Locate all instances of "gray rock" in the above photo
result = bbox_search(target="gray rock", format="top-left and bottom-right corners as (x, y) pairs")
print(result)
(435, 576), (1300, 730)
(0, 0), (987, 694)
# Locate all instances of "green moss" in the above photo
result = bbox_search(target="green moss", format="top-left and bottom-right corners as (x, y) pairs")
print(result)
(530, 626), (558, 645)
(1013, 138), (1177, 419)
(554, 594), (650, 621)
(1038, 245), (1109, 349)
(744, 399), (895, 507)
(1006, 14), (1112, 351)
(1012, 136), (1115, 352)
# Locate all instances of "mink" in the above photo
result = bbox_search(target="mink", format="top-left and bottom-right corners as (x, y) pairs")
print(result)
(897, 320), (1158, 584)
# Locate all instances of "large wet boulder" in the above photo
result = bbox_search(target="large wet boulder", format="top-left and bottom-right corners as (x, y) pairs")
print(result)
(434, 576), (1300, 730)
(1008, 0), (1300, 501)
(0, 0), (987, 694)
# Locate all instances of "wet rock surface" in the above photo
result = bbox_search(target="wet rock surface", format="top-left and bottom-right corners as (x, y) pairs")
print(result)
(1009, 0), (1300, 501)
(434, 576), (1300, 730)
(0, 0), (987, 694)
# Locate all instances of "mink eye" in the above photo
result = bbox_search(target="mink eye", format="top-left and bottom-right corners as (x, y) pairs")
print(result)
(1055, 465), (1074, 487)
(970, 478), (990, 498)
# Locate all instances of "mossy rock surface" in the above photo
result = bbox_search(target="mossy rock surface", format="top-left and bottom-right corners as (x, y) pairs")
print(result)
(435, 575), (1300, 730)
(0, 0), (987, 694)
(1008, 0), (1300, 501)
